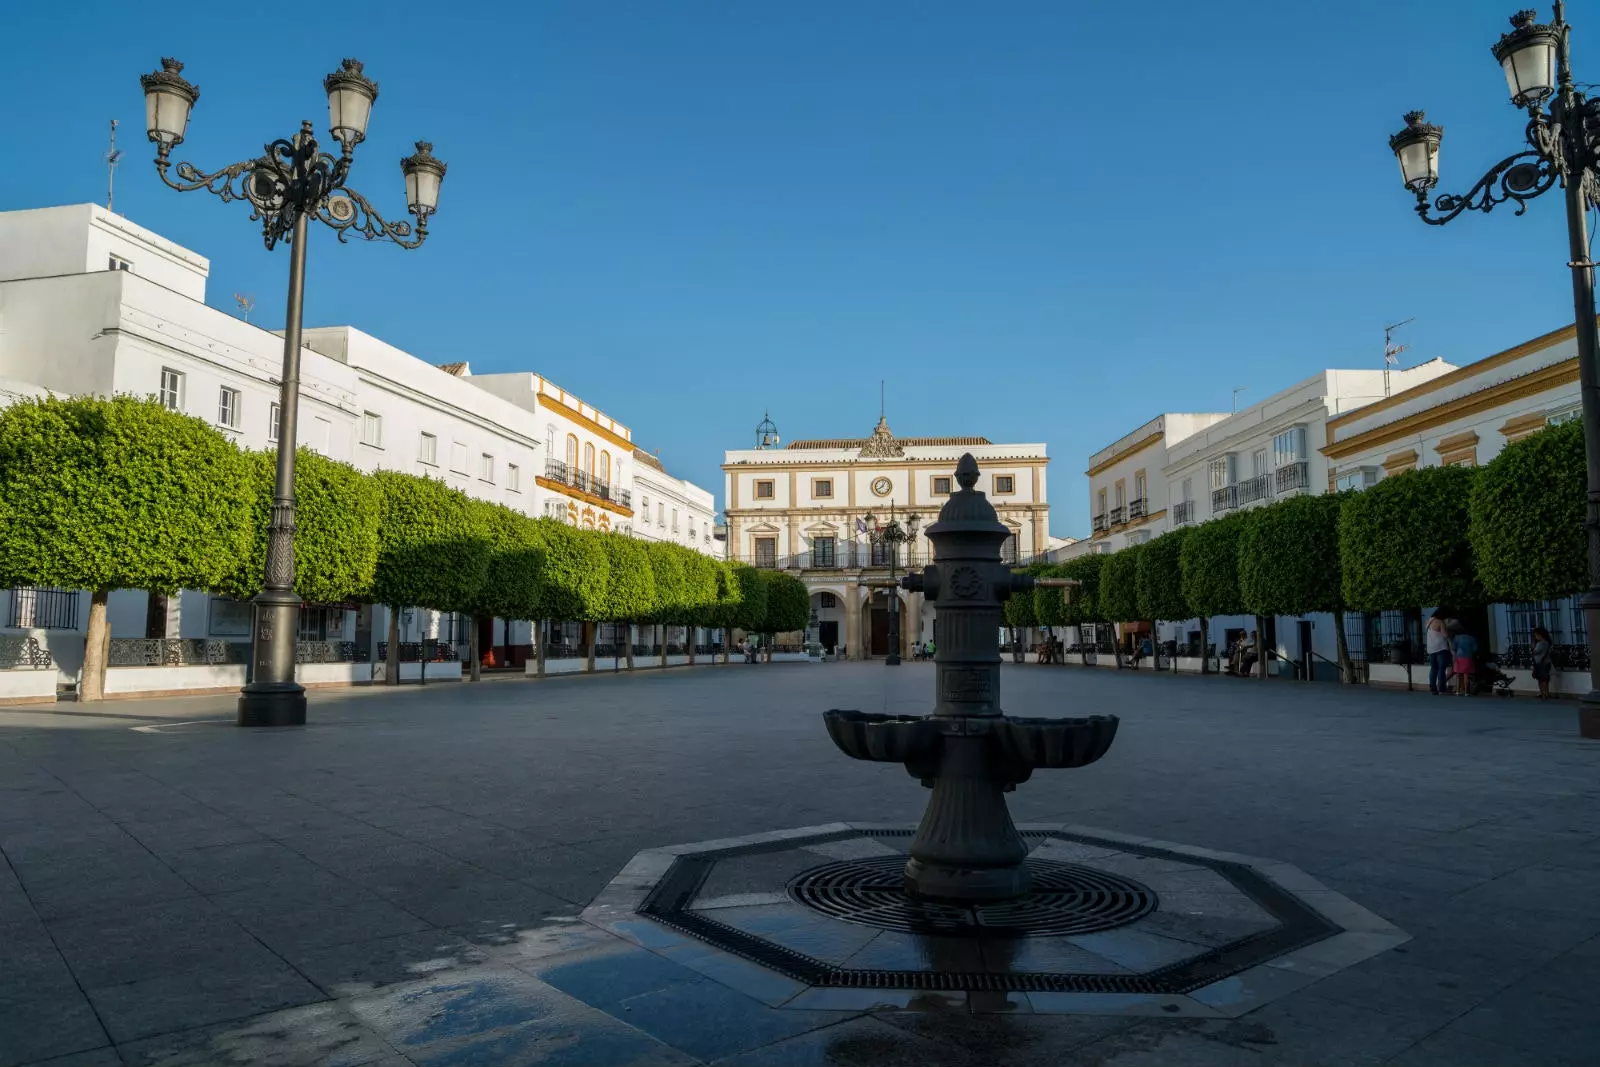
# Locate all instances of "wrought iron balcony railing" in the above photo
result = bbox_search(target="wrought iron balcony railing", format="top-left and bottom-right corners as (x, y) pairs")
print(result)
(1173, 500), (1195, 527)
(544, 458), (632, 509)
(1211, 485), (1238, 513)
(1128, 498), (1147, 521)
(1109, 505), (1127, 526)
(1238, 473), (1273, 505)
(1275, 460), (1310, 494)
(1092, 513), (1109, 533)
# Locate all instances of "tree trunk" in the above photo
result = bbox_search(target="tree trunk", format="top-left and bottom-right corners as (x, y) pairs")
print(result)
(687, 626), (696, 666)
(660, 623), (668, 668)
(1256, 616), (1267, 682)
(1082, 624), (1090, 668)
(584, 621), (595, 673)
(1199, 617), (1210, 674)
(468, 615), (481, 682)
(79, 588), (111, 702)
(1334, 608), (1353, 684)
(626, 623), (636, 670)
(536, 619), (547, 678)
(385, 607), (401, 685)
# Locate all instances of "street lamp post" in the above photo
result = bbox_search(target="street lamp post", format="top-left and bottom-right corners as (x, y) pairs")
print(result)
(863, 505), (921, 665)
(1387, 5), (1600, 739)
(141, 57), (446, 728)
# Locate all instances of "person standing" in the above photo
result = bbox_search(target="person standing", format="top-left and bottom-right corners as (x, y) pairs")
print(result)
(1451, 624), (1478, 696)
(1531, 626), (1554, 700)
(1425, 610), (1451, 696)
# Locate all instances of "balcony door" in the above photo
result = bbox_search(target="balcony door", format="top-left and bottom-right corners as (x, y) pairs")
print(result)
(812, 536), (836, 568)
(754, 537), (777, 569)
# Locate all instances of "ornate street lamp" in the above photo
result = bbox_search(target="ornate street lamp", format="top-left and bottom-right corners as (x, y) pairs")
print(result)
(1385, 4), (1599, 739)
(862, 505), (921, 665)
(142, 57), (446, 728)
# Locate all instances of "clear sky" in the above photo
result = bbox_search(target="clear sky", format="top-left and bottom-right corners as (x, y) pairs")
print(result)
(2, 1), (1583, 537)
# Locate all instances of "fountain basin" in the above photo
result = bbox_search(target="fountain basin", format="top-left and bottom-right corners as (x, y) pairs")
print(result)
(822, 709), (940, 764)
(996, 714), (1120, 769)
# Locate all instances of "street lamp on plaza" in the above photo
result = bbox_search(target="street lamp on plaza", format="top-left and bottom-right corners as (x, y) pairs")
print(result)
(1387, 5), (1600, 740)
(862, 506), (920, 665)
(142, 57), (446, 728)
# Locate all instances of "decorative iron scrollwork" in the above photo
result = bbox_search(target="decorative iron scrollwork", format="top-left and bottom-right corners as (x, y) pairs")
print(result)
(1416, 150), (1559, 224)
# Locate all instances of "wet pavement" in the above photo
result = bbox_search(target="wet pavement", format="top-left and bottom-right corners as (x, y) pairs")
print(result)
(0, 662), (1597, 1065)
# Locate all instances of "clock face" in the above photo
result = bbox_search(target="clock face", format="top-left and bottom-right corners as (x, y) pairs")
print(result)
(871, 477), (893, 497)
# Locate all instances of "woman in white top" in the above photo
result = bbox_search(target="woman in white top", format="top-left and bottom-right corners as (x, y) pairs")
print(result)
(1425, 611), (1451, 696)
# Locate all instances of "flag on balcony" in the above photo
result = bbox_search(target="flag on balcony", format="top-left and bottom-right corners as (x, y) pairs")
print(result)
(855, 516), (867, 539)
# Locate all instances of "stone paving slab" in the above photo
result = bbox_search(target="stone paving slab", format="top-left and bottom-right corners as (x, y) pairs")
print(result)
(0, 663), (1595, 1065)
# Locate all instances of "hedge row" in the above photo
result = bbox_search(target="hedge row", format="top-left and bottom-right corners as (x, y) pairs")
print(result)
(1023, 419), (1584, 629)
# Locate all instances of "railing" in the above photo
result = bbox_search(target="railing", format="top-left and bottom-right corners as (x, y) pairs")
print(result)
(0, 634), (52, 670)
(295, 640), (370, 663)
(1275, 460), (1310, 494)
(1109, 506), (1127, 526)
(376, 641), (460, 663)
(1172, 500), (1195, 527)
(108, 638), (249, 667)
(8, 586), (79, 630)
(1128, 498), (1147, 521)
(1092, 513), (1109, 533)
(730, 549), (932, 570)
(1238, 473), (1272, 505)
(1211, 485), (1238, 513)
(543, 459), (632, 510)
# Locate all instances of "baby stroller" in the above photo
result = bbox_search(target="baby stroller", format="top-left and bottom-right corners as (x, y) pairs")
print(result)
(1472, 654), (1516, 697)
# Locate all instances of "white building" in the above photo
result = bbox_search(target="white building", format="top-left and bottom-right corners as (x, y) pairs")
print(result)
(0, 203), (720, 699)
(632, 449), (721, 557)
(723, 414), (1051, 660)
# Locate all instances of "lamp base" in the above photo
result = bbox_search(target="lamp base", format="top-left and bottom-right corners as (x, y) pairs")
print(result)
(237, 684), (307, 727)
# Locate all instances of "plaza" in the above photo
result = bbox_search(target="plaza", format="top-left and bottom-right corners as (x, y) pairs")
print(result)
(1, 662), (1596, 1066)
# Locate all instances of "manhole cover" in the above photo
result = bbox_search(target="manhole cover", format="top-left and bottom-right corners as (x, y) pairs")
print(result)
(787, 856), (1158, 938)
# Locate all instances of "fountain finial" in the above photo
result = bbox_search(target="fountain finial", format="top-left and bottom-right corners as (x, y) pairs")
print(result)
(955, 453), (980, 490)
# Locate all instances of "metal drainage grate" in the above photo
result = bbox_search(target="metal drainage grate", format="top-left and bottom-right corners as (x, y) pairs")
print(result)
(787, 855), (1158, 938)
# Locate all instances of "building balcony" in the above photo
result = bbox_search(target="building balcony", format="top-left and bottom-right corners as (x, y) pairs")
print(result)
(731, 547), (931, 572)
(544, 458), (632, 510)
(1172, 500), (1194, 527)
(1092, 513), (1109, 533)
(1276, 460), (1310, 494)
(1211, 485), (1238, 513)
(1128, 497), (1147, 521)
(1109, 505), (1127, 526)
(1238, 473), (1272, 506)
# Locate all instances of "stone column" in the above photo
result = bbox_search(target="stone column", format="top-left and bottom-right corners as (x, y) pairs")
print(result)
(845, 580), (861, 660)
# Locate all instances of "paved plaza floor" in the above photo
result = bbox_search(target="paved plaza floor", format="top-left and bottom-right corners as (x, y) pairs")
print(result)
(1, 662), (1597, 1066)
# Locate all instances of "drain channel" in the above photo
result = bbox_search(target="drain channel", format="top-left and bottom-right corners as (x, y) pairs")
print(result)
(787, 855), (1158, 938)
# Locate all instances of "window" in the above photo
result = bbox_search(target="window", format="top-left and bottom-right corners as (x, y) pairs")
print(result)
(814, 478), (833, 499)
(1133, 471), (1145, 500)
(813, 536), (836, 568)
(754, 537), (777, 568)
(450, 441), (469, 474)
(672, 508), (679, 532)
(994, 475), (1015, 494)
(933, 476), (952, 495)
(755, 480), (775, 499)
(1335, 467), (1381, 492)
(268, 402), (281, 443)
(217, 387), (240, 428)
(600, 450), (611, 485)
(584, 442), (595, 476)
(688, 521), (696, 539)
(1548, 406), (1581, 427)
(419, 432), (438, 465)
(206, 596), (252, 637)
(480, 453), (495, 482)
(819, 592), (838, 608)
(566, 434), (579, 470)
(1097, 488), (1107, 515)
(507, 463), (521, 492)
(1273, 426), (1307, 468)
(362, 411), (383, 447)
(658, 502), (665, 525)
(1208, 456), (1234, 489)
(1251, 448), (1269, 478)
(640, 495), (650, 521)
(108, 254), (132, 272)
(159, 367), (183, 411)
(1181, 477), (1193, 502)
(1114, 482), (1125, 509)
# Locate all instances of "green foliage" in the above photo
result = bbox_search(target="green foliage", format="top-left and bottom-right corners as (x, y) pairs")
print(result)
(679, 550), (723, 626)
(1099, 544), (1145, 622)
(707, 561), (744, 632)
(645, 542), (689, 623)
(465, 501), (546, 621)
(1180, 512), (1253, 618)
(764, 572), (812, 634)
(1033, 564), (1070, 628)
(221, 448), (379, 605)
(597, 532), (657, 621)
(1137, 528), (1192, 622)
(0, 395), (253, 595)
(1469, 421), (1586, 601)
(1340, 465), (1483, 611)
(1002, 563), (1045, 628)
(1058, 553), (1104, 627)
(1238, 494), (1344, 617)
(730, 565), (769, 633)
(369, 471), (491, 612)
(533, 518), (610, 620)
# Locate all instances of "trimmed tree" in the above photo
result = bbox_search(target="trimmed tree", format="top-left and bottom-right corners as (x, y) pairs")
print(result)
(679, 549), (722, 663)
(730, 565), (769, 658)
(1238, 494), (1352, 681)
(1099, 544), (1146, 667)
(1059, 553), (1106, 666)
(711, 562), (746, 663)
(1469, 420), (1585, 601)
(370, 471), (492, 684)
(597, 532), (657, 670)
(460, 501), (546, 681)
(0, 396), (253, 701)
(1340, 465), (1483, 613)
(1181, 511), (1253, 674)
(765, 573), (812, 655)
(1002, 565), (1040, 662)
(533, 519), (611, 673)
(222, 447), (380, 607)
(1138, 529), (1192, 671)
(646, 542), (689, 668)
(1033, 563), (1070, 665)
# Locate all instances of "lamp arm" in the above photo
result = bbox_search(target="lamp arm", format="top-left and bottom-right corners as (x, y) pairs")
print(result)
(315, 184), (424, 248)
(1413, 149), (1559, 226)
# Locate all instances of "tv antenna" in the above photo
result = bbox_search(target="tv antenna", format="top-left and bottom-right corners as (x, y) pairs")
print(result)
(1384, 317), (1414, 397)
(1232, 386), (1248, 413)
(233, 293), (256, 322)
(105, 120), (124, 213)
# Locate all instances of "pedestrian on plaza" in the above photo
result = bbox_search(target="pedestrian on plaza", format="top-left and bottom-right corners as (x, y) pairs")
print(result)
(1451, 623), (1478, 696)
(1531, 626), (1554, 700)
(1239, 631), (1260, 677)
(1425, 610), (1452, 696)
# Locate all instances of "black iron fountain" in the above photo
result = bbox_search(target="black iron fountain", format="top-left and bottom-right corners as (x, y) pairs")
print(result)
(823, 453), (1117, 901)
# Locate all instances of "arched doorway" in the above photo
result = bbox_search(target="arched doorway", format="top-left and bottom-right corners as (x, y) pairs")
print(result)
(861, 588), (908, 659)
(810, 589), (845, 657)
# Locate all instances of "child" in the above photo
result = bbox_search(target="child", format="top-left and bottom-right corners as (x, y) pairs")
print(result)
(1452, 625), (1478, 696)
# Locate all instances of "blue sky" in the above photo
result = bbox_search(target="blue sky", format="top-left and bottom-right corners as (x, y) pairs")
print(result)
(2, 1), (1582, 537)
